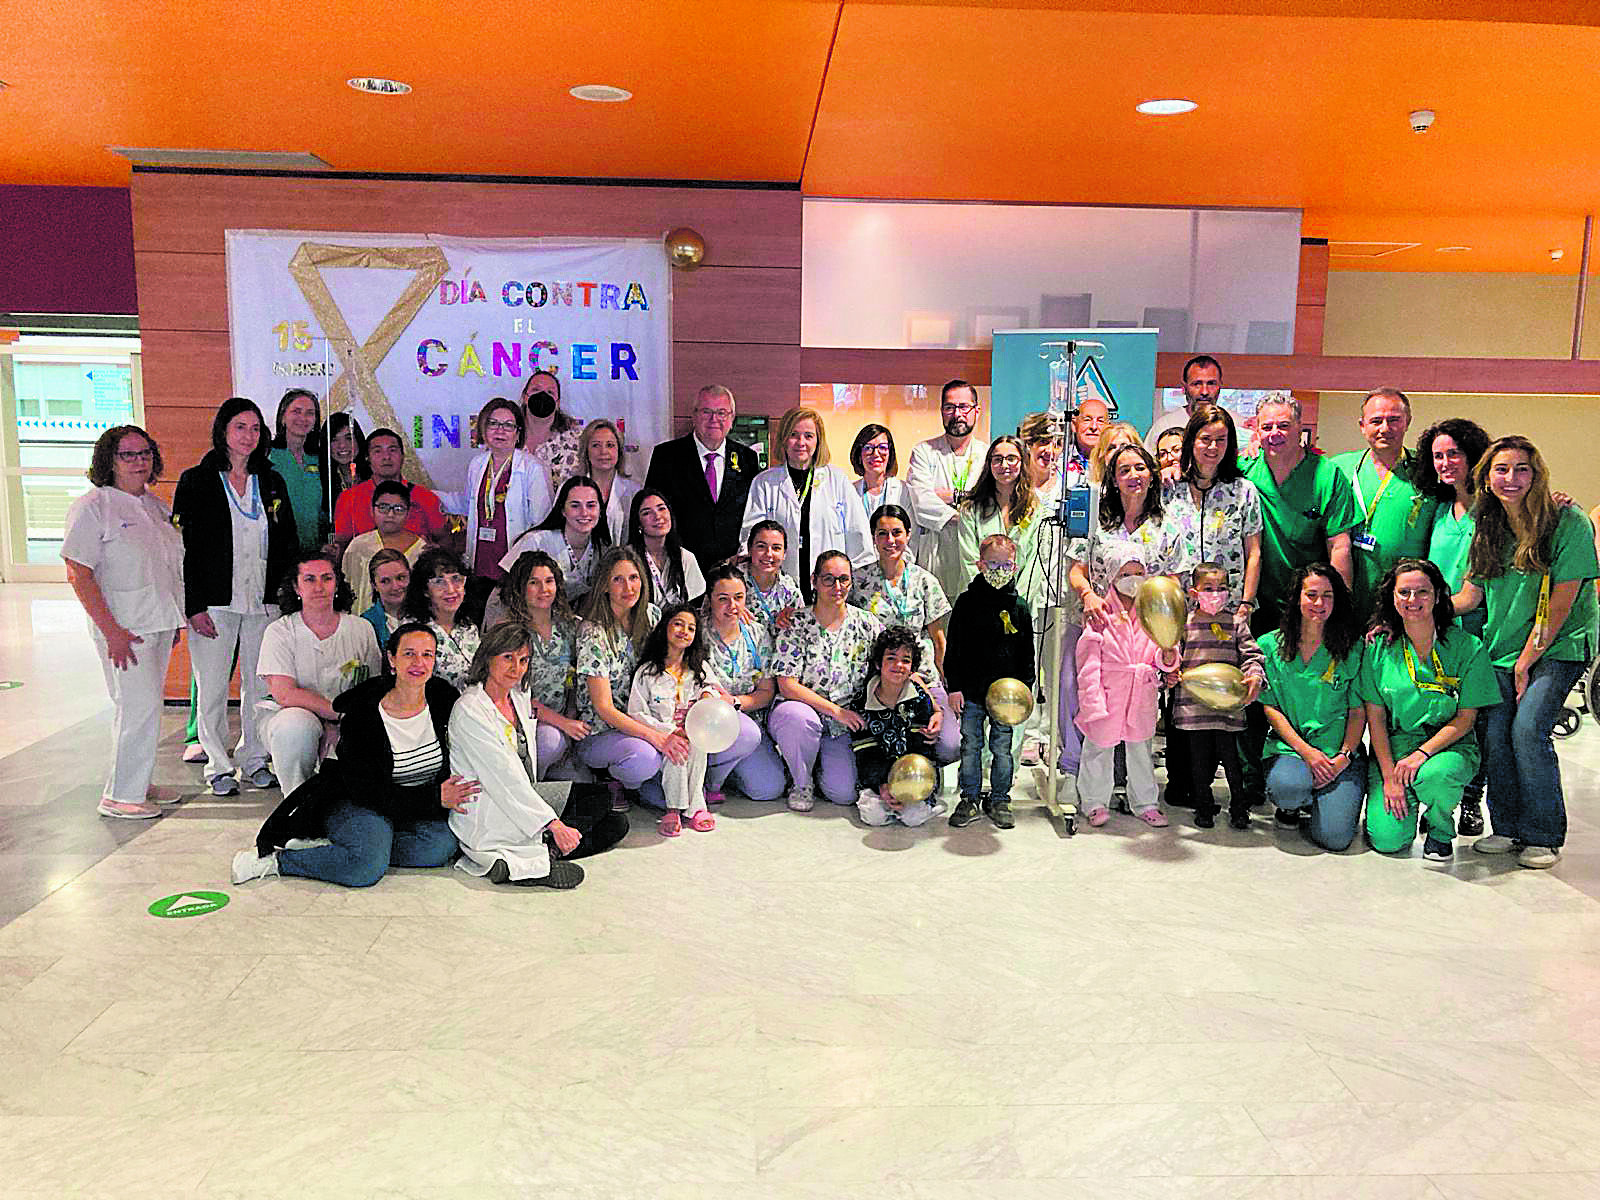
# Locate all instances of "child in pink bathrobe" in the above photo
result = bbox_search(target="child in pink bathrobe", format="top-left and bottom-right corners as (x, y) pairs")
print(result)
(1075, 546), (1180, 828)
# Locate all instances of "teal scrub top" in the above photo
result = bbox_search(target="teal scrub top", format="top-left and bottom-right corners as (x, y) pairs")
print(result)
(268, 446), (327, 550)
(1257, 629), (1361, 760)
(1356, 627), (1499, 743)
(1472, 505), (1599, 670)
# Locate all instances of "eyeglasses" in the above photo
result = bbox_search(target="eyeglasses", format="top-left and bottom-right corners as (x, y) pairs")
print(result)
(427, 573), (466, 589)
(374, 502), (410, 516)
(1395, 588), (1435, 600)
(861, 443), (891, 457)
(114, 449), (154, 462)
(484, 418), (519, 433)
(697, 408), (734, 421)
(941, 402), (978, 415)
(817, 574), (853, 588)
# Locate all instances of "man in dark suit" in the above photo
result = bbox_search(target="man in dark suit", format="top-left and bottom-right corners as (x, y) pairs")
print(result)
(645, 384), (758, 573)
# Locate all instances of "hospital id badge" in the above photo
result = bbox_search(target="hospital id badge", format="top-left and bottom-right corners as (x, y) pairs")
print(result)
(479, 526), (499, 541)
(1353, 530), (1378, 553)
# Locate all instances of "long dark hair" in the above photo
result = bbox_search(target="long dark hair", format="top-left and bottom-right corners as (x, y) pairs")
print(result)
(1098, 443), (1164, 530)
(324, 412), (371, 486)
(535, 474), (612, 547)
(271, 389), (324, 453)
(1276, 563), (1357, 664)
(404, 547), (474, 625)
(1369, 556), (1455, 646)
(204, 397), (273, 473)
(627, 488), (689, 603)
(1180, 403), (1243, 484)
(962, 435), (1034, 527)
(497, 549), (576, 628)
(1415, 418), (1491, 502)
(637, 601), (711, 688)
(1467, 435), (1562, 579)
(277, 547), (355, 614)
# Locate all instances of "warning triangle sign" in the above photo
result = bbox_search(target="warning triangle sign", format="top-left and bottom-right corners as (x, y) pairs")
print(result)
(1074, 357), (1118, 417)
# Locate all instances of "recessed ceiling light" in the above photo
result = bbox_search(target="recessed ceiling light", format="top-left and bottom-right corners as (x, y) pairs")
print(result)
(569, 84), (632, 103)
(1136, 98), (1197, 116)
(347, 77), (412, 95)
(1550, 248), (1566, 261)
(1436, 245), (1471, 253)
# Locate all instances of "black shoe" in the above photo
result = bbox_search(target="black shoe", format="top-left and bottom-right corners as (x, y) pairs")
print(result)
(1422, 836), (1453, 863)
(1164, 789), (1196, 810)
(516, 860), (585, 889)
(487, 860), (510, 884)
(1228, 810), (1251, 831)
(984, 794), (1015, 830)
(950, 796), (982, 828)
(1194, 810), (1216, 829)
(1458, 798), (1485, 837)
(1274, 808), (1301, 829)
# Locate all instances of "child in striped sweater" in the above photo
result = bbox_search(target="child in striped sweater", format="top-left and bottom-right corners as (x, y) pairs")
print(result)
(1173, 562), (1265, 830)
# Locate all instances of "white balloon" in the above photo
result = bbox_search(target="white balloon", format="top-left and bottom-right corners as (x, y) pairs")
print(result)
(684, 696), (740, 755)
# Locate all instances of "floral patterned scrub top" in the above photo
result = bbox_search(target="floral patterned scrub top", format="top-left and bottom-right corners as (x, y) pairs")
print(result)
(1161, 476), (1263, 599)
(707, 618), (773, 700)
(770, 605), (884, 735)
(429, 620), (481, 691)
(1066, 515), (1190, 604)
(533, 426), (584, 492)
(741, 569), (805, 636)
(525, 620), (579, 713)
(574, 604), (661, 729)
(850, 560), (950, 673)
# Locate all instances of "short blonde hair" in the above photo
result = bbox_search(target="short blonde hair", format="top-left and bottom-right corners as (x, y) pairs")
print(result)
(1088, 421), (1141, 484)
(771, 406), (830, 469)
(579, 418), (628, 478)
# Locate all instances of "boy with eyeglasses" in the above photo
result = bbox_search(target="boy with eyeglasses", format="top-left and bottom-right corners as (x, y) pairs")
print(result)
(341, 480), (428, 612)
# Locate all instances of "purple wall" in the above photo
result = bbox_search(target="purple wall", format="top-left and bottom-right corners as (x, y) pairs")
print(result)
(0, 185), (137, 316)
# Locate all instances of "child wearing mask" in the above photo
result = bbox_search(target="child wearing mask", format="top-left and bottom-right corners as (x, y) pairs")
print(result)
(1172, 562), (1265, 829)
(944, 534), (1036, 830)
(1074, 546), (1180, 828)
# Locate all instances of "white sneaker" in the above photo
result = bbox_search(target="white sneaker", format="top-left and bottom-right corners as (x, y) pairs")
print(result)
(231, 848), (280, 884)
(283, 837), (332, 850)
(1517, 845), (1560, 870)
(1473, 834), (1519, 855)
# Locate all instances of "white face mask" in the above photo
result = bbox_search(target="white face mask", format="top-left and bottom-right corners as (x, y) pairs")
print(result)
(1114, 574), (1145, 597)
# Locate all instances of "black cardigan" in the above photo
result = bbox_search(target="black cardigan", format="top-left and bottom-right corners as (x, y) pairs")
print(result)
(255, 675), (459, 853)
(172, 452), (298, 618)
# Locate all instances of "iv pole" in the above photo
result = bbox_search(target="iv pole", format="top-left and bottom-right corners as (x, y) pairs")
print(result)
(1034, 338), (1106, 836)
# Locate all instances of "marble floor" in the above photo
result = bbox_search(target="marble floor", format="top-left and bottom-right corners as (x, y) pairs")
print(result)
(3, 583), (1600, 1199)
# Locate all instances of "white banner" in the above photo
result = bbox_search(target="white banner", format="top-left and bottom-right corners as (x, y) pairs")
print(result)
(224, 230), (671, 491)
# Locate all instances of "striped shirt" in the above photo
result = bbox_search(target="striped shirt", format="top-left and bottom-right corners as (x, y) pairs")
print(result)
(380, 705), (444, 786)
(1173, 608), (1266, 734)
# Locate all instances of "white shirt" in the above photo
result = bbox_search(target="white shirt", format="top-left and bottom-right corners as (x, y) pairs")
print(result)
(256, 612), (382, 712)
(694, 433), (726, 497)
(222, 473), (269, 614)
(448, 684), (560, 880)
(738, 463), (875, 583)
(60, 486), (185, 634)
(500, 528), (601, 599)
(1144, 406), (1193, 453)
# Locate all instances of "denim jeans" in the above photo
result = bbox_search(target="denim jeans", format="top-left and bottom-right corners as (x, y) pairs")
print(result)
(277, 800), (458, 888)
(1266, 749), (1367, 852)
(1483, 657), (1587, 849)
(959, 700), (1015, 799)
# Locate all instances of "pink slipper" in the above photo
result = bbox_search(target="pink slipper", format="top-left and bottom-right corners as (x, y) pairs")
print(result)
(704, 790), (725, 807)
(1086, 806), (1110, 827)
(687, 810), (715, 832)
(657, 811), (682, 837)
(1136, 807), (1170, 828)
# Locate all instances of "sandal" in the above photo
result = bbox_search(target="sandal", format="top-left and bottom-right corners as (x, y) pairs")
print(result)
(658, 810), (682, 837)
(1136, 807), (1170, 828)
(687, 810), (716, 832)
(1086, 806), (1111, 827)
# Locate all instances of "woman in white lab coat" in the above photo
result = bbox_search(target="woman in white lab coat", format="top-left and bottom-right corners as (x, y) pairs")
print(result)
(436, 397), (554, 587)
(577, 417), (641, 544)
(739, 406), (873, 602)
(448, 622), (629, 888)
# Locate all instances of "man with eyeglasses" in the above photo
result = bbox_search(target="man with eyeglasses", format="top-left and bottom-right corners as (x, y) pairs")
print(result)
(1066, 397), (1109, 491)
(907, 379), (989, 590)
(332, 427), (451, 550)
(1145, 354), (1224, 462)
(645, 384), (759, 573)
(340, 480), (428, 612)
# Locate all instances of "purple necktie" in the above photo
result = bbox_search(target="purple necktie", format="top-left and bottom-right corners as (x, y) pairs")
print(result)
(705, 451), (719, 502)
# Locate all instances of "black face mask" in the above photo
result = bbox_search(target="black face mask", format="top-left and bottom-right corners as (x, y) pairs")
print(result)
(526, 390), (558, 419)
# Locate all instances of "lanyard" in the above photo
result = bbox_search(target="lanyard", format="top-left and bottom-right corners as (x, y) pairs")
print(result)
(221, 472), (261, 521)
(479, 454), (512, 523)
(562, 535), (590, 580)
(794, 467), (816, 506)
(951, 447), (978, 495)
(748, 574), (785, 622)
(859, 481), (887, 516)
(1319, 653), (1339, 684)
(1352, 451), (1399, 523)
(876, 561), (917, 623)
(1534, 571), (1552, 644)
(1403, 639), (1459, 695)
(717, 621), (763, 677)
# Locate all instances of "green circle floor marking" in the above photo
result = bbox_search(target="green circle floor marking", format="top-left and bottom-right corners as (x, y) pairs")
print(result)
(148, 890), (230, 919)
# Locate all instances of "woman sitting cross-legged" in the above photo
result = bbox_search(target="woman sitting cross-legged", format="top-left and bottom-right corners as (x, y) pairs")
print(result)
(447, 622), (628, 888)
(234, 622), (479, 887)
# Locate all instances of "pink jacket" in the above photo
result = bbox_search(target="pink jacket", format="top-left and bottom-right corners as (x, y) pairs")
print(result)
(1075, 607), (1174, 747)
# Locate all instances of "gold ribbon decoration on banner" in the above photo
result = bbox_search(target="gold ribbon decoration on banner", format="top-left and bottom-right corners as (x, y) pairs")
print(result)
(287, 242), (451, 488)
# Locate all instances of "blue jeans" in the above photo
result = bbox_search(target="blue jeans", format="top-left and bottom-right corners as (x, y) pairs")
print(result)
(1266, 749), (1366, 852)
(1483, 658), (1587, 849)
(959, 700), (1015, 800)
(277, 800), (458, 888)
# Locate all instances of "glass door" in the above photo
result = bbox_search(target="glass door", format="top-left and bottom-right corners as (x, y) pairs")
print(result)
(0, 336), (143, 581)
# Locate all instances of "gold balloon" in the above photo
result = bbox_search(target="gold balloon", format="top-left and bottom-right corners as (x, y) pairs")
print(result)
(1134, 576), (1187, 650)
(985, 677), (1034, 727)
(665, 227), (706, 269)
(1181, 663), (1250, 712)
(885, 753), (937, 806)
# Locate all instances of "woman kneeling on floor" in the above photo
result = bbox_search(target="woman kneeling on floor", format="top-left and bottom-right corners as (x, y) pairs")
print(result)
(234, 622), (478, 887)
(448, 621), (628, 888)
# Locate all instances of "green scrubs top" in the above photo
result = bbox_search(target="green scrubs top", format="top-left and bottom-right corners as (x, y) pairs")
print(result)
(268, 446), (327, 550)
(1244, 451), (1359, 629)
(1429, 502), (1482, 636)
(1257, 629), (1361, 760)
(1472, 505), (1600, 670)
(1331, 449), (1438, 616)
(1356, 627), (1499, 753)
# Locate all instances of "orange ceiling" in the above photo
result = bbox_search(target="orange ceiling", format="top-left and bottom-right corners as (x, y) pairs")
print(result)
(3, 1), (1599, 273)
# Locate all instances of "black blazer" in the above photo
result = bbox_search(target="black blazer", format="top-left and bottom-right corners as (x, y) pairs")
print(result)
(255, 675), (459, 852)
(644, 434), (758, 572)
(172, 452), (298, 618)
